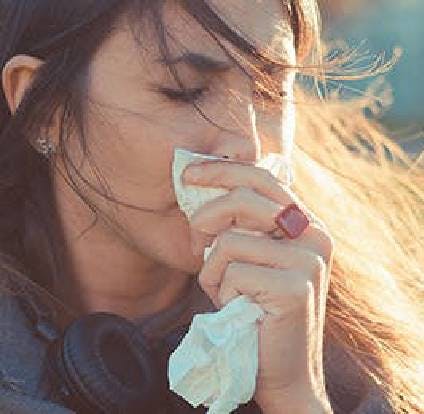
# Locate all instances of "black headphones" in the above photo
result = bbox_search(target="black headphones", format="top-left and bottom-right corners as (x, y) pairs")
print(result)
(20, 295), (263, 414)
(19, 296), (197, 413)
(47, 312), (167, 413)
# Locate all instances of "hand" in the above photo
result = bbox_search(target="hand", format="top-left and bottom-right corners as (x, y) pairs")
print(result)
(182, 160), (334, 411)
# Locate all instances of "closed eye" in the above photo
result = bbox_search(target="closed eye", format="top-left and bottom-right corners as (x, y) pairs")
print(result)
(157, 86), (209, 103)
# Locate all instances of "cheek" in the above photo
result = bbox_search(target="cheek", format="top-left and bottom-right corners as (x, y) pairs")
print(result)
(149, 214), (204, 272)
(281, 97), (296, 159)
(84, 110), (180, 210)
(120, 205), (204, 273)
(281, 72), (296, 158)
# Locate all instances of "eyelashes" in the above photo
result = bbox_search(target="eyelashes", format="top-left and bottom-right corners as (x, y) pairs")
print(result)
(157, 86), (209, 103)
(157, 85), (287, 105)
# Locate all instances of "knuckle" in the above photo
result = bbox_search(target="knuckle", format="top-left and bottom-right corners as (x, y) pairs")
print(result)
(312, 254), (326, 276)
(226, 261), (240, 278)
(318, 230), (335, 264)
(218, 263), (242, 306)
(324, 231), (336, 252)
(308, 224), (335, 265)
(304, 251), (326, 280)
(215, 230), (236, 253)
(324, 235), (335, 261)
(257, 167), (274, 183)
(230, 186), (254, 202)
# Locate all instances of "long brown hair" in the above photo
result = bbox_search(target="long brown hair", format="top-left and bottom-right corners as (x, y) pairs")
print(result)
(292, 4), (424, 412)
(0, 1), (422, 412)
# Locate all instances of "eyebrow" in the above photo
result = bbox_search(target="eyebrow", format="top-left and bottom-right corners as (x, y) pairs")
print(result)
(159, 52), (286, 76)
(160, 52), (233, 74)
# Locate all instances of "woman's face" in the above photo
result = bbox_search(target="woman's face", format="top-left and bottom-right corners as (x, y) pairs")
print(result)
(55, 0), (296, 277)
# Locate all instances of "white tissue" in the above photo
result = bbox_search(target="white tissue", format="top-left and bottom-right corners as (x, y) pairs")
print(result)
(168, 148), (293, 413)
(168, 296), (265, 413)
(172, 148), (293, 222)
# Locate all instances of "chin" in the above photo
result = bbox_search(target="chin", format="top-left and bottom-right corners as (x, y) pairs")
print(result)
(151, 208), (206, 273)
(172, 249), (204, 274)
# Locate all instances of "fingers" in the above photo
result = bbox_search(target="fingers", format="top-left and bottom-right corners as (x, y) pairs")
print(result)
(183, 159), (333, 390)
(206, 238), (327, 386)
(184, 161), (325, 253)
(217, 262), (317, 315)
(284, 228), (333, 382)
(183, 160), (323, 227)
(190, 186), (282, 236)
(188, 185), (321, 257)
(198, 230), (325, 310)
(183, 159), (333, 351)
(279, 223), (334, 268)
(183, 161), (291, 206)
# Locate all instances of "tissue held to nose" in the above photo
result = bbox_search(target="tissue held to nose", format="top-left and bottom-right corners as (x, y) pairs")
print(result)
(172, 148), (293, 223)
(168, 148), (293, 413)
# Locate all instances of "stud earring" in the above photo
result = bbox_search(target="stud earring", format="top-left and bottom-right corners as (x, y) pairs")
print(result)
(34, 136), (55, 158)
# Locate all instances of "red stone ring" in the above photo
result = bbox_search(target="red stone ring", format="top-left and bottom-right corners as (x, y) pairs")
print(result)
(274, 203), (310, 240)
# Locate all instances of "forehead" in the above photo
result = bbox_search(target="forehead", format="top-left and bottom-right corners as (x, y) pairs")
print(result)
(165, 0), (295, 64)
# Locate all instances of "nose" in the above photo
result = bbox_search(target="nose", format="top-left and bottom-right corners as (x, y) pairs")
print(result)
(210, 137), (258, 164)
(209, 103), (261, 164)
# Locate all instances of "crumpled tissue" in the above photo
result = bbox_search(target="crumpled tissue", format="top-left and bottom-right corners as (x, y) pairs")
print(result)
(168, 295), (265, 413)
(168, 148), (292, 413)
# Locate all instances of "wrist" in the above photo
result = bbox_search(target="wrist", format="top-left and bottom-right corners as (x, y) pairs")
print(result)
(256, 385), (333, 414)
(260, 397), (332, 414)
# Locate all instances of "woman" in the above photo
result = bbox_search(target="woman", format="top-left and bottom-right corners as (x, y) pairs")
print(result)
(0, 0), (422, 413)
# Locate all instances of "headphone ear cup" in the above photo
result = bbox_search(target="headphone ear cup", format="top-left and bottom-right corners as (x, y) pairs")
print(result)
(48, 313), (161, 414)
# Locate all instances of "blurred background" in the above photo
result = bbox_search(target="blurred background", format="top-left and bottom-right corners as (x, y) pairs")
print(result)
(317, 0), (424, 160)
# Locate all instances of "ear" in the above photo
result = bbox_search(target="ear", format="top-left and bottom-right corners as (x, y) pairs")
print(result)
(2, 55), (44, 115)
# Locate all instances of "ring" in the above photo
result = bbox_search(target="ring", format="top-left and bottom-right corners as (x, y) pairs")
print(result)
(274, 203), (310, 240)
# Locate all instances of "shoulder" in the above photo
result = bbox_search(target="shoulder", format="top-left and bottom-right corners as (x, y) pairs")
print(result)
(0, 292), (47, 396)
(0, 291), (73, 413)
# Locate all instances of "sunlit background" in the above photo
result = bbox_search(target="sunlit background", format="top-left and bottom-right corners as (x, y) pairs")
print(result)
(318, 0), (424, 159)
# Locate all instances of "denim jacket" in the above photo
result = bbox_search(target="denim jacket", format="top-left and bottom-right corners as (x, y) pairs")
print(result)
(0, 278), (394, 414)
